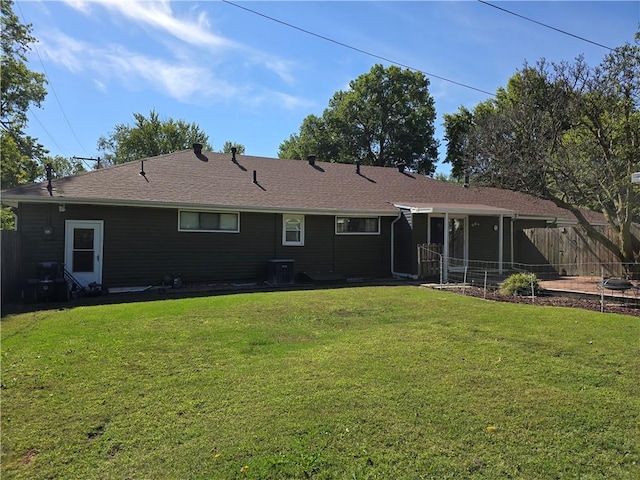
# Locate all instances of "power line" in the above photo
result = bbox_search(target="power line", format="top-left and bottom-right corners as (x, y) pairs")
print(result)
(221, 0), (496, 97)
(477, 0), (614, 51)
(16, 2), (93, 158)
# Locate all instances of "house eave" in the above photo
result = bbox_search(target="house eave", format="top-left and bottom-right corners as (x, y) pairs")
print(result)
(393, 203), (515, 217)
(1, 195), (397, 217)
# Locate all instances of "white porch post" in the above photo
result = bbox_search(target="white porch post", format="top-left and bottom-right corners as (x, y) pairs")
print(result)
(510, 218), (514, 268)
(443, 212), (449, 283)
(498, 214), (504, 275)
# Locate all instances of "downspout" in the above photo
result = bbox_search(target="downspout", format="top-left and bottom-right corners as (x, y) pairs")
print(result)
(391, 210), (418, 280)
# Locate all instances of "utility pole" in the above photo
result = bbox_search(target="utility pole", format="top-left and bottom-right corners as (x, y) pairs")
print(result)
(73, 156), (101, 169)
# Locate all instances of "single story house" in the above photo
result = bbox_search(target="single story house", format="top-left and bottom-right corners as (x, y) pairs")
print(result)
(1, 147), (606, 289)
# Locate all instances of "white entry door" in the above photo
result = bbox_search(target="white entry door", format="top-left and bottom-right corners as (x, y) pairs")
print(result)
(64, 220), (104, 287)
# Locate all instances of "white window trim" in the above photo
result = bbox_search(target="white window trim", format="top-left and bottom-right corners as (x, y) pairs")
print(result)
(177, 210), (240, 233)
(335, 216), (381, 235)
(282, 214), (305, 246)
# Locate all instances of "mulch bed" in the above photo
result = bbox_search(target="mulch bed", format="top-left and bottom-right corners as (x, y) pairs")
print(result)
(450, 286), (639, 317)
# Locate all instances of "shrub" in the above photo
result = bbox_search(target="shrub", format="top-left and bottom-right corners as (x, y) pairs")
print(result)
(500, 272), (540, 296)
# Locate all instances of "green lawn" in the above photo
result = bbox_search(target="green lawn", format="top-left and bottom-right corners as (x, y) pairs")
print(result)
(1, 286), (638, 479)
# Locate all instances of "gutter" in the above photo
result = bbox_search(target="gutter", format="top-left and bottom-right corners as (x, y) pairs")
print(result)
(0, 195), (397, 218)
(390, 210), (418, 280)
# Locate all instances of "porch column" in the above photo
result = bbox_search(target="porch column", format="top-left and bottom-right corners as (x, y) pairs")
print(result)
(510, 218), (514, 267)
(498, 214), (504, 274)
(443, 212), (449, 283)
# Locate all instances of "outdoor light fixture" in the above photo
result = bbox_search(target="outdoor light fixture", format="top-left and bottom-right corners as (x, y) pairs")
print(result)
(58, 204), (66, 213)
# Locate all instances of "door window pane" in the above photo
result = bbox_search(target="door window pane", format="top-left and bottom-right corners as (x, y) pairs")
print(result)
(73, 251), (94, 272)
(74, 228), (94, 249)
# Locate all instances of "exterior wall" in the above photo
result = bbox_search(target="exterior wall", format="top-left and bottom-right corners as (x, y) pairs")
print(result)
(393, 210), (414, 275)
(467, 215), (512, 263)
(410, 214), (428, 275)
(17, 203), (392, 287)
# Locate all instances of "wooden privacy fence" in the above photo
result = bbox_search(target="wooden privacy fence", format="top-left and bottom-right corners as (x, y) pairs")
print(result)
(2, 230), (22, 305)
(520, 225), (639, 277)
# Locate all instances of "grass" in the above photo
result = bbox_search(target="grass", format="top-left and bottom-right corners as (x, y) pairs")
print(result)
(1, 286), (638, 479)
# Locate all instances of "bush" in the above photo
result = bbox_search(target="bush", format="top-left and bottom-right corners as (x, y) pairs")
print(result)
(500, 272), (540, 296)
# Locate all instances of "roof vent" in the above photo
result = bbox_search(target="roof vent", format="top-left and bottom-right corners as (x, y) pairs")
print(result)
(193, 143), (203, 155)
(231, 146), (237, 162)
(397, 162), (406, 173)
(464, 173), (470, 188)
(356, 160), (361, 175)
(307, 154), (316, 166)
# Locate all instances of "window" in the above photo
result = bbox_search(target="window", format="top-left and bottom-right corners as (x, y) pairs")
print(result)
(336, 216), (380, 234)
(283, 214), (304, 246)
(178, 210), (239, 233)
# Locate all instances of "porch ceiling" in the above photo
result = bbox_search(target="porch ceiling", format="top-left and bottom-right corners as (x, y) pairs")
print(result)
(394, 202), (515, 216)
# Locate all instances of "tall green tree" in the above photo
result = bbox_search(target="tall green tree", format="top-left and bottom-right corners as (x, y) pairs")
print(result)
(97, 110), (212, 165)
(1, 0), (49, 229)
(0, 0), (48, 189)
(443, 37), (640, 263)
(279, 64), (439, 175)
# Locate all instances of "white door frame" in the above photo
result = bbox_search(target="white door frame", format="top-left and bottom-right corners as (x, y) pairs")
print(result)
(64, 220), (104, 287)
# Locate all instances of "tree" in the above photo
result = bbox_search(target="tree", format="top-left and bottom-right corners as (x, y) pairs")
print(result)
(443, 38), (640, 264)
(279, 64), (439, 175)
(97, 110), (212, 165)
(1, 0), (49, 229)
(0, 0), (48, 189)
(219, 141), (245, 154)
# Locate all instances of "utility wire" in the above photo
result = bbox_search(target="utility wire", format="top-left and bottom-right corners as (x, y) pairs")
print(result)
(16, 1), (94, 163)
(477, 0), (614, 51)
(221, 0), (496, 97)
(28, 108), (69, 158)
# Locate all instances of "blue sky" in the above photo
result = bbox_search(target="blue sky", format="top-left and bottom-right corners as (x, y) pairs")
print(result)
(18, 0), (639, 174)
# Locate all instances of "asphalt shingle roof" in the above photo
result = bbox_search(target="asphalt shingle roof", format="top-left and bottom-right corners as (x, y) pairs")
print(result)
(1, 149), (604, 223)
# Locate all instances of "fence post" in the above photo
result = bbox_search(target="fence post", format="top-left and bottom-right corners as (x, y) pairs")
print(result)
(530, 276), (535, 305)
(439, 255), (443, 286)
(600, 266), (605, 313)
(463, 266), (468, 295)
(484, 270), (488, 299)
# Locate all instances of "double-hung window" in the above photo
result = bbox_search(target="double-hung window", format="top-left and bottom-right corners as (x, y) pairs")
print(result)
(335, 216), (380, 235)
(178, 210), (239, 233)
(283, 214), (304, 246)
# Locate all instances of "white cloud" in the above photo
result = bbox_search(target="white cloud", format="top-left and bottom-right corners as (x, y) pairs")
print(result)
(37, 30), (311, 109)
(63, 0), (236, 50)
(59, 0), (302, 87)
(38, 30), (238, 102)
